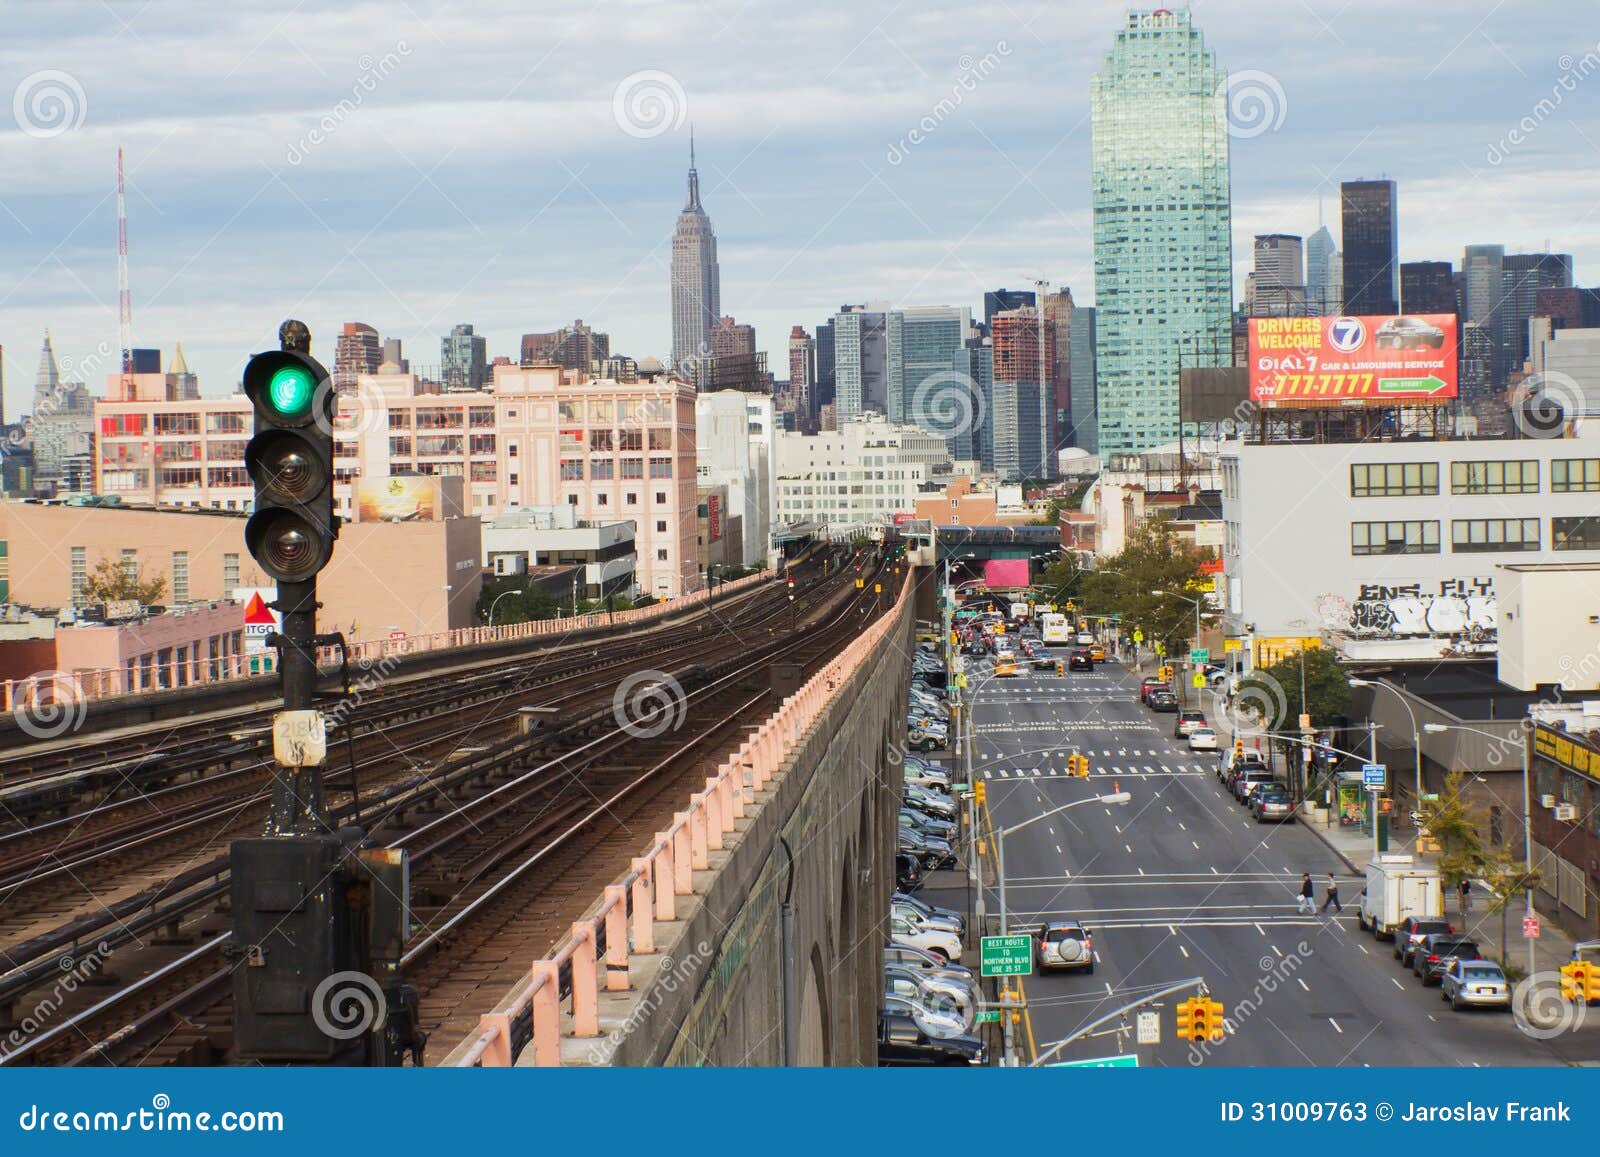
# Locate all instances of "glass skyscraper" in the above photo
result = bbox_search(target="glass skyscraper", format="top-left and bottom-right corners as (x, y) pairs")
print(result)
(1090, 7), (1232, 459)
(897, 306), (972, 427)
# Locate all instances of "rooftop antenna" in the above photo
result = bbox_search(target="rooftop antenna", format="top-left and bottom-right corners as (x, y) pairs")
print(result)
(117, 147), (133, 397)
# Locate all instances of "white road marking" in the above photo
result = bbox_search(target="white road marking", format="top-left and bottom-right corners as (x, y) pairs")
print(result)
(1210, 866), (1219, 875)
(1192, 841), (1200, 850)
(1390, 977), (1405, 991)
(1125, 844), (1133, 854)
(1328, 1017), (1343, 1034)
(1271, 944), (1284, 958)
(1357, 944), (1369, 955)
(1168, 924), (1178, 935)
(1055, 844), (1062, 854)
(1178, 821), (1187, 831)
(1179, 944), (1190, 958)
(1255, 923), (1267, 936)
(1297, 978), (1310, 992)
(1165, 805), (1173, 813)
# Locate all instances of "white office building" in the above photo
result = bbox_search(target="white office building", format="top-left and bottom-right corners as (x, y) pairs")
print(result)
(1220, 432), (1600, 666)
(695, 390), (776, 567)
(774, 417), (951, 535)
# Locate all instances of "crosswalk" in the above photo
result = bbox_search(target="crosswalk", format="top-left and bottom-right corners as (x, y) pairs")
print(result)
(981, 762), (1212, 779)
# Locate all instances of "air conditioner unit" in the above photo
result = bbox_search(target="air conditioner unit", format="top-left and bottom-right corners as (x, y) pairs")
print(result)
(1554, 803), (1578, 822)
(1540, 794), (1557, 808)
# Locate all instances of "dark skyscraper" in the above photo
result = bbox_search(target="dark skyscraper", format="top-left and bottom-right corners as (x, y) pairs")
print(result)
(1340, 179), (1398, 316)
(1400, 261), (1457, 316)
(1502, 252), (1573, 373)
(983, 288), (1036, 331)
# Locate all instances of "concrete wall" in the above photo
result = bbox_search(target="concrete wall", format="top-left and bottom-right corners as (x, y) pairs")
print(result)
(591, 592), (913, 1067)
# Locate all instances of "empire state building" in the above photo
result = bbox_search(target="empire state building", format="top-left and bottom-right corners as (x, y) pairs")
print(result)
(670, 134), (720, 386)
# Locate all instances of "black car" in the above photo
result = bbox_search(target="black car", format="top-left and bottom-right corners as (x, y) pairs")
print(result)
(1395, 917), (1454, 966)
(895, 852), (924, 892)
(877, 1012), (985, 1066)
(1413, 935), (1481, 985)
(1147, 689), (1178, 712)
(1068, 649), (1094, 672)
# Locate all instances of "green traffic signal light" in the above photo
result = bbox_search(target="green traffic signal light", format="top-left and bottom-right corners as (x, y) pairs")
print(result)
(266, 364), (317, 419)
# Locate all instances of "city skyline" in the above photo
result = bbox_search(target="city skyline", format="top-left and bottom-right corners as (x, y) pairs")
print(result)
(2, 2), (1598, 419)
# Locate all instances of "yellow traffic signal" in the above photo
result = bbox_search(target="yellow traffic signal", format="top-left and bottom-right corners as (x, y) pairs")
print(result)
(974, 781), (987, 807)
(1202, 998), (1226, 1041)
(1560, 961), (1596, 1003)
(855, 578), (864, 589)
(1175, 998), (1194, 1040)
(1068, 754), (1090, 778)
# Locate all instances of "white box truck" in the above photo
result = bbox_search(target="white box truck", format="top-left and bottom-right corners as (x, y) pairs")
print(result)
(1357, 855), (1442, 940)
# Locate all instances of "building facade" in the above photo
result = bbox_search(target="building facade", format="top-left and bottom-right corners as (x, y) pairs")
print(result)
(520, 319), (610, 373)
(1091, 7), (1233, 459)
(1251, 234), (1306, 315)
(1304, 224), (1341, 315)
(670, 140), (721, 385)
(1400, 260), (1458, 316)
(1341, 179), (1399, 317)
(696, 389), (776, 567)
(773, 418), (950, 535)
(335, 322), (383, 391)
(441, 323), (487, 391)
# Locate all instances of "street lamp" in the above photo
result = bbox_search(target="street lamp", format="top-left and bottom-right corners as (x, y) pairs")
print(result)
(1422, 720), (1536, 980)
(1349, 677), (1423, 802)
(486, 587), (522, 627)
(1150, 588), (1203, 663)
(991, 791), (1132, 936)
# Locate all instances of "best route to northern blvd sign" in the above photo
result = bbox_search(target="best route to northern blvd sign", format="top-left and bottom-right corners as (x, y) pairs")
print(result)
(980, 934), (1034, 977)
(1047, 1054), (1139, 1068)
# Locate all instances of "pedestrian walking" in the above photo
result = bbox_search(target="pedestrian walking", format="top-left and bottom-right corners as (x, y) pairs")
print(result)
(1459, 878), (1471, 916)
(1320, 872), (1342, 914)
(1296, 873), (1315, 915)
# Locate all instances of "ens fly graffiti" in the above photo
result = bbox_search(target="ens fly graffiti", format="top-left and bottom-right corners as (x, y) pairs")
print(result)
(1314, 577), (1496, 642)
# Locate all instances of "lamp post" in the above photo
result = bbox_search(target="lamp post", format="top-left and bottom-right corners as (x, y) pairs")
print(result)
(1151, 588), (1203, 703)
(1348, 677), (1424, 803)
(486, 587), (522, 628)
(1422, 720), (1536, 981)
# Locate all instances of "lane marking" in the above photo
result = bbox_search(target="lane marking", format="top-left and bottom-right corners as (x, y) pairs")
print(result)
(1179, 944), (1190, 958)
(1054, 845), (1062, 854)
(1255, 923), (1267, 936)
(1297, 978), (1310, 992)
(1272, 944), (1284, 958)
(1191, 841), (1200, 850)
(1327, 1017), (1343, 1035)
(1390, 977), (1405, 991)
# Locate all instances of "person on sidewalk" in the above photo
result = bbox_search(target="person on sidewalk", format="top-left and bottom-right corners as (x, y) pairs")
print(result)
(1459, 878), (1472, 916)
(1297, 873), (1315, 915)
(1320, 872), (1343, 914)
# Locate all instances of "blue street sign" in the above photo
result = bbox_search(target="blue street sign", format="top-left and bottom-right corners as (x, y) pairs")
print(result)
(1361, 762), (1387, 789)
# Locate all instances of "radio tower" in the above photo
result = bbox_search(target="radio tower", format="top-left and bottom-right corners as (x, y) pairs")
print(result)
(117, 147), (134, 398)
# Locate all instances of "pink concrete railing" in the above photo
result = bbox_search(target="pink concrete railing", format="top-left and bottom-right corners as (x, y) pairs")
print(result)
(0, 570), (772, 715)
(447, 571), (911, 1068)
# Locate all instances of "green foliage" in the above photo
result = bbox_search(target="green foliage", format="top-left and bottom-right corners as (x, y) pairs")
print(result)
(83, 556), (168, 605)
(1034, 554), (1085, 606)
(1417, 771), (1489, 893)
(475, 575), (560, 625)
(1079, 519), (1217, 654)
(1240, 646), (1351, 729)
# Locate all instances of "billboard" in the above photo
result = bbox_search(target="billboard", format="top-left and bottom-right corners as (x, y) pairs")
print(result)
(356, 474), (439, 523)
(983, 558), (1031, 590)
(1248, 315), (1458, 408)
(707, 493), (722, 542)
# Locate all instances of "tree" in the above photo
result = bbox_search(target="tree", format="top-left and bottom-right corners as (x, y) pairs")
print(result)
(82, 556), (167, 605)
(1078, 519), (1217, 655)
(1238, 646), (1351, 731)
(1416, 771), (1489, 916)
(1478, 842), (1541, 977)
(474, 576), (560, 626)
(1033, 554), (1084, 607)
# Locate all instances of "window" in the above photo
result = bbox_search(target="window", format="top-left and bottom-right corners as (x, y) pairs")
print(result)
(153, 412), (200, 436)
(470, 461), (496, 482)
(625, 492), (638, 506)
(121, 548), (139, 582)
(560, 459), (584, 481)
(389, 436), (412, 456)
(619, 429), (643, 451)
(655, 491), (667, 504)
(1350, 462), (1438, 497)
(621, 458), (644, 479)
(597, 493), (608, 506)
(172, 551), (189, 603)
(590, 458), (614, 480)
(223, 552), (239, 591)
(469, 406), (495, 428)
(508, 472), (519, 486)
(656, 520), (667, 533)
(1553, 517), (1600, 551)
(590, 429), (614, 452)
(1451, 460), (1539, 494)
(656, 549), (668, 561)
(1451, 519), (1539, 553)
(507, 442), (518, 458)
(469, 433), (495, 455)
(388, 410), (411, 430)
(1350, 521), (1439, 555)
(648, 428), (673, 451)
(649, 456), (673, 479)
(1551, 459), (1600, 492)
(70, 546), (86, 604)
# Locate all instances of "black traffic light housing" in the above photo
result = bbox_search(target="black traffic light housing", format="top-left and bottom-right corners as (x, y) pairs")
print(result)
(242, 348), (339, 583)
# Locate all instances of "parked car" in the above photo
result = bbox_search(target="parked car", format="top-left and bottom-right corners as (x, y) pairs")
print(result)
(877, 1011), (984, 1066)
(895, 852), (924, 893)
(904, 783), (957, 819)
(1218, 747), (1268, 783)
(1250, 785), (1293, 822)
(1439, 959), (1511, 1011)
(1147, 689), (1178, 712)
(888, 913), (961, 961)
(1139, 676), (1166, 704)
(897, 827), (955, 870)
(900, 809), (957, 841)
(1413, 935), (1481, 985)
(884, 965), (978, 1021)
(1394, 917), (1455, 967)
(1188, 727), (1220, 752)
(1174, 710), (1207, 738)
(907, 721), (947, 752)
(1033, 919), (1095, 973)
(1233, 769), (1277, 802)
(1068, 649), (1094, 672)
(904, 762), (951, 791)
(894, 891), (967, 937)
(879, 994), (969, 1043)
(883, 944), (975, 982)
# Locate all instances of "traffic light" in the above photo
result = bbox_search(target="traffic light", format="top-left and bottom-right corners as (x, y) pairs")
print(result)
(1234, 740), (1244, 759)
(1175, 998), (1194, 1040)
(973, 781), (987, 807)
(1068, 754), (1090, 778)
(1560, 961), (1597, 1003)
(1200, 998), (1226, 1041)
(243, 347), (338, 583)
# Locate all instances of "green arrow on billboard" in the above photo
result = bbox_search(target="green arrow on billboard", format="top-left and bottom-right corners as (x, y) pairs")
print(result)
(1378, 375), (1449, 394)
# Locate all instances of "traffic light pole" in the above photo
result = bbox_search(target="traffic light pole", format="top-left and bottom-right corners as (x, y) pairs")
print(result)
(265, 577), (328, 836)
(1031, 977), (1207, 1066)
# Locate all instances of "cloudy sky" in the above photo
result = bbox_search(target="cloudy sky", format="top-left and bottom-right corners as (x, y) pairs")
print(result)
(1, 0), (1597, 415)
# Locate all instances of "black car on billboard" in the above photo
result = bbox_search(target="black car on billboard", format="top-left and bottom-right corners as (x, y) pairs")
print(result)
(1374, 316), (1446, 351)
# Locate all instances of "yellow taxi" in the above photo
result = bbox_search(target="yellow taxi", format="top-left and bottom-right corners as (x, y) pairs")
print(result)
(993, 655), (1019, 677)
(1089, 643), (1106, 662)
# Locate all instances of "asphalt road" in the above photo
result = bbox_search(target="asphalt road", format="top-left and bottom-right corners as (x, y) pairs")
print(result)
(961, 647), (1600, 1068)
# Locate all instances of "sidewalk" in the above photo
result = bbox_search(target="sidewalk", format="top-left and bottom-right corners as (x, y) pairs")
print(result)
(1294, 804), (1580, 976)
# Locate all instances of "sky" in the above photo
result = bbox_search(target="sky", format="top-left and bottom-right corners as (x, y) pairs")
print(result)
(1, 0), (1598, 417)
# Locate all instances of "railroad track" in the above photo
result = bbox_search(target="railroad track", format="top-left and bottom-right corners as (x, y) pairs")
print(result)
(0, 546), (896, 1066)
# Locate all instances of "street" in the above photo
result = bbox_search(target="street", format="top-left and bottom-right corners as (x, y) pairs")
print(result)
(965, 652), (1600, 1067)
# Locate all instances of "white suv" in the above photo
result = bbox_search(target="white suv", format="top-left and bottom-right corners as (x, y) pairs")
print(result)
(889, 914), (962, 962)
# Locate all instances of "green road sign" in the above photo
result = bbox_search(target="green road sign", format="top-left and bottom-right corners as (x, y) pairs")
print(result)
(974, 1009), (1001, 1024)
(980, 934), (1034, 977)
(1047, 1054), (1139, 1068)
(951, 783), (971, 791)
(1190, 648), (1209, 664)
(1378, 375), (1449, 394)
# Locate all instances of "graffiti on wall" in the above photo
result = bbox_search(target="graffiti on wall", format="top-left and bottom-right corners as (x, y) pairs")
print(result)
(1314, 577), (1497, 650)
